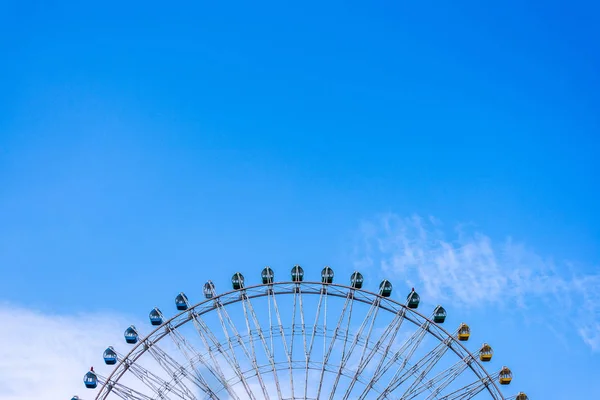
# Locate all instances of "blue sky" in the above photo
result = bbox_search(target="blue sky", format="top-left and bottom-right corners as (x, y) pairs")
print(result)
(0, 0), (599, 398)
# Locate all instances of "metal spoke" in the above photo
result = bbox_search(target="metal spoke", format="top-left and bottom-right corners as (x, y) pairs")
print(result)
(404, 356), (470, 399)
(341, 301), (380, 398)
(304, 284), (326, 399)
(241, 292), (284, 399)
(270, 283), (295, 398)
(377, 331), (453, 398)
(315, 289), (349, 399)
(288, 284), (299, 398)
(144, 341), (202, 397)
(359, 317), (429, 399)
(323, 293), (354, 399)
(211, 298), (258, 399)
(329, 295), (380, 400)
(297, 285), (309, 400)
(105, 383), (154, 400)
(96, 373), (155, 400)
(344, 309), (405, 399)
(439, 372), (499, 400)
(213, 291), (271, 399)
(188, 310), (242, 400)
(113, 348), (198, 400)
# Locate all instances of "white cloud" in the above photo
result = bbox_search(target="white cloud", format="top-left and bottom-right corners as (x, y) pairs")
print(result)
(0, 304), (324, 400)
(0, 304), (232, 400)
(0, 304), (132, 400)
(353, 213), (600, 351)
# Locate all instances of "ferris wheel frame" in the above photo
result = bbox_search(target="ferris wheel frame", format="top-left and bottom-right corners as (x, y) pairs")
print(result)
(88, 279), (511, 400)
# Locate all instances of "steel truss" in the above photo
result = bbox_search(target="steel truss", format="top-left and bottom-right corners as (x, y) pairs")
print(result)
(87, 281), (514, 400)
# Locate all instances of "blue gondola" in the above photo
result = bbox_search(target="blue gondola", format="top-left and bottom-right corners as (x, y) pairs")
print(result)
(83, 368), (98, 389)
(71, 396), (81, 400)
(433, 305), (447, 323)
(350, 271), (364, 289)
(175, 292), (189, 310)
(379, 280), (392, 297)
(261, 267), (274, 284)
(204, 281), (216, 299)
(407, 288), (420, 309)
(232, 273), (245, 290)
(321, 266), (334, 284)
(149, 307), (163, 326)
(124, 325), (138, 344)
(103, 346), (117, 365)
(291, 265), (304, 282)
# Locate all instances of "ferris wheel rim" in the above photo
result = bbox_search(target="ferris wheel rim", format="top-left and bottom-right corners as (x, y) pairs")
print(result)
(95, 280), (506, 400)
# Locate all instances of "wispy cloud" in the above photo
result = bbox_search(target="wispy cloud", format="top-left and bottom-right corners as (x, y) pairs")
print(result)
(0, 304), (321, 399)
(0, 304), (132, 400)
(0, 304), (217, 399)
(353, 213), (600, 351)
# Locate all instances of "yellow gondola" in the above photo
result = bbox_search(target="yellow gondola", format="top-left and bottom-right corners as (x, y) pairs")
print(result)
(499, 366), (512, 385)
(457, 323), (470, 341)
(479, 343), (493, 362)
(514, 393), (528, 400)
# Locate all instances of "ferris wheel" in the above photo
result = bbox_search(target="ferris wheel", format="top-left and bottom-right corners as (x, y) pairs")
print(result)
(74, 266), (529, 400)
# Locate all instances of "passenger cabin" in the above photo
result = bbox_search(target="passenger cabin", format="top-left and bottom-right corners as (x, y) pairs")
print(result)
(379, 280), (392, 297)
(232, 272), (245, 290)
(103, 346), (117, 365)
(321, 266), (334, 284)
(204, 281), (216, 299)
(407, 289), (420, 309)
(350, 271), (364, 289)
(515, 393), (528, 400)
(175, 292), (189, 310)
(124, 325), (138, 344)
(84, 368), (98, 389)
(149, 307), (163, 326)
(479, 343), (493, 362)
(261, 267), (274, 284)
(291, 265), (304, 282)
(499, 366), (512, 385)
(457, 323), (470, 341)
(433, 305), (446, 323)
